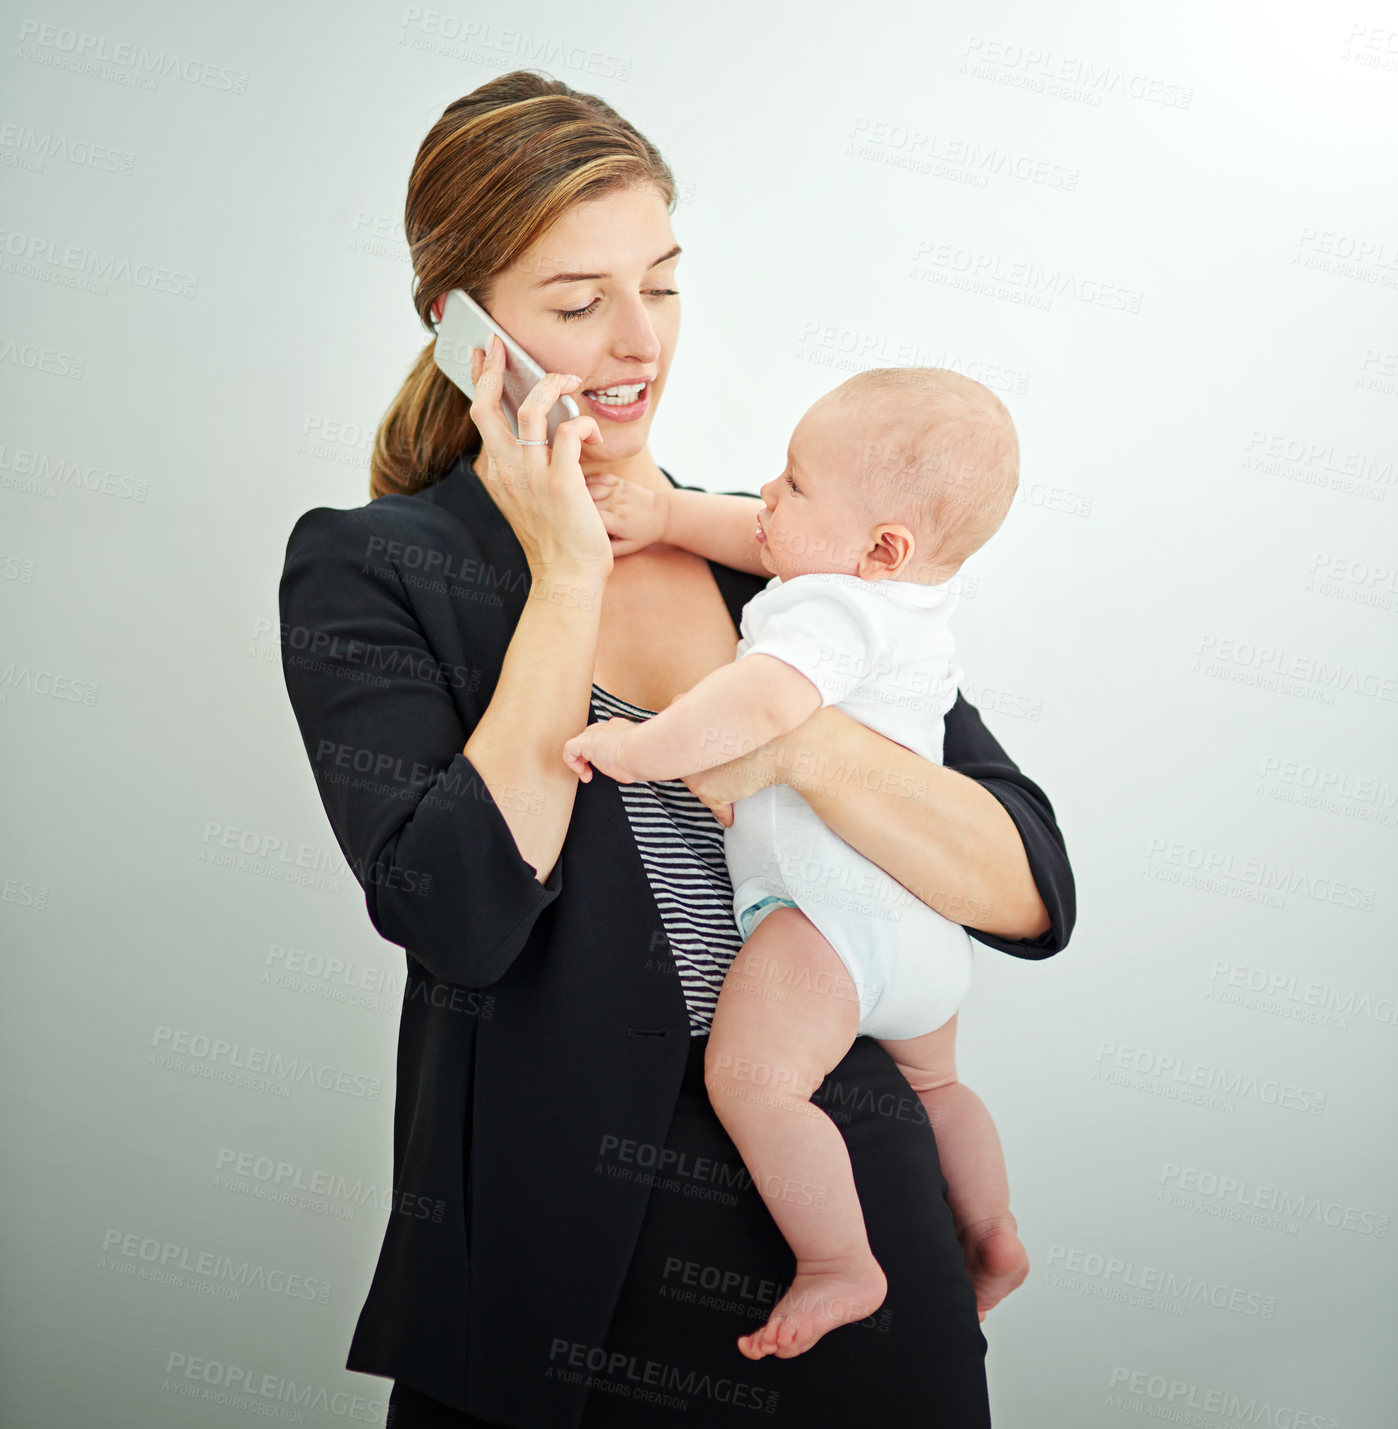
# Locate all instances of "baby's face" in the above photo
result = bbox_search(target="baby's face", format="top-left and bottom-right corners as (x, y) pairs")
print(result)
(756, 396), (873, 579)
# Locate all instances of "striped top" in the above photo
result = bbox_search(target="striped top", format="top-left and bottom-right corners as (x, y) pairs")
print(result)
(590, 682), (745, 1037)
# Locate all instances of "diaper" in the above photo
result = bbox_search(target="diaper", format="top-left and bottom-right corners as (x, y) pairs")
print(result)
(737, 894), (798, 940)
(726, 785), (973, 1042)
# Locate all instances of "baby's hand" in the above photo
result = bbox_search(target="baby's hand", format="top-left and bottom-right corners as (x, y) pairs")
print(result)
(585, 474), (669, 555)
(562, 715), (643, 784)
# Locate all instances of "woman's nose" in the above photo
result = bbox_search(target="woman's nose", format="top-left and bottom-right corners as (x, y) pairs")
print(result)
(608, 297), (663, 364)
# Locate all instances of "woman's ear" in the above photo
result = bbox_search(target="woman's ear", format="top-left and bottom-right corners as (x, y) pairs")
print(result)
(430, 293), (446, 324)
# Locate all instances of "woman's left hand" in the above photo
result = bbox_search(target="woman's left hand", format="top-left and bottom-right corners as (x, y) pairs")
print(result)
(680, 730), (789, 827)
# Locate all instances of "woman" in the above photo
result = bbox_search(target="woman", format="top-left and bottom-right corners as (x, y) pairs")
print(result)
(278, 71), (1075, 1429)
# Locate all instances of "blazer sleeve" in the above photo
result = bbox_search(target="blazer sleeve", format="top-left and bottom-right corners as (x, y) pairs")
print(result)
(941, 692), (1076, 959)
(277, 505), (562, 987)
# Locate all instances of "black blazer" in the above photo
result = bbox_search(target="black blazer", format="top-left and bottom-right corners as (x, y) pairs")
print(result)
(277, 451), (1076, 1427)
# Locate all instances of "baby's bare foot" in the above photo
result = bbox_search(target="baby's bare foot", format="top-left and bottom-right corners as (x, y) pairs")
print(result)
(960, 1216), (1029, 1321)
(736, 1255), (887, 1360)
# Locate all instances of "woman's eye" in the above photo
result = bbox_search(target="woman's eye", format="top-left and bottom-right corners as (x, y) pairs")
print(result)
(786, 475), (798, 493)
(558, 289), (678, 323)
(557, 297), (601, 322)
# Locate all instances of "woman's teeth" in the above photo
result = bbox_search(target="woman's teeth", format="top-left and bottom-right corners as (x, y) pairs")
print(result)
(585, 382), (647, 405)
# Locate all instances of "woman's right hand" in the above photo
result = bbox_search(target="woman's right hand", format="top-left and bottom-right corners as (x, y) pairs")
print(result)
(468, 335), (614, 582)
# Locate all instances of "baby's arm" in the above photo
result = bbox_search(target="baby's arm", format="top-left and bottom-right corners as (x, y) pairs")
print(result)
(667, 489), (769, 575)
(562, 655), (820, 784)
(588, 475), (767, 575)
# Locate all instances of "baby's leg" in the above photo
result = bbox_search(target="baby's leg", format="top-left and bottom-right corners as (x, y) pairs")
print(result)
(705, 906), (888, 1360)
(877, 1015), (1029, 1320)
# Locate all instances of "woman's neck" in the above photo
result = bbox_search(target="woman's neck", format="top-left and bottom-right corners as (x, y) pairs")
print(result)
(473, 443), (671, 495)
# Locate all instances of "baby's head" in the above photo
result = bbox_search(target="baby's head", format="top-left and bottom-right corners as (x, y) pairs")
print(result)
(757, 367), (1020, 586)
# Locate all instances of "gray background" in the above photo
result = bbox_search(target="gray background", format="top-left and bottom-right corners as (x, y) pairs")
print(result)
(2, 0), (1394, 1424)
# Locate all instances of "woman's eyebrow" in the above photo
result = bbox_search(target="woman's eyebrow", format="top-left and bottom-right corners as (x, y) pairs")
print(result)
(532, 244), (682, 288)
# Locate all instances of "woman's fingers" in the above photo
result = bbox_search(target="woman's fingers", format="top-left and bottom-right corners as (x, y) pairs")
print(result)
(516, 370), (587, 445)
(462, 339), (613, 574)
(466, 335), (517, 454)
(468, 336), (578, 452)
(548, 413), (602, 472)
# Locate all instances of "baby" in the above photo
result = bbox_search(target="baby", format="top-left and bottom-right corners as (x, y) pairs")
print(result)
(562, 368), (1030, 1361)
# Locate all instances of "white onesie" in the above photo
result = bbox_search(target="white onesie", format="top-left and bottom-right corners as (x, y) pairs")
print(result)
(723, 571), (974, 1041)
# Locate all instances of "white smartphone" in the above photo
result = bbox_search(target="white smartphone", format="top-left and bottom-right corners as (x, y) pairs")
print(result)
(432, 288), (580, 443)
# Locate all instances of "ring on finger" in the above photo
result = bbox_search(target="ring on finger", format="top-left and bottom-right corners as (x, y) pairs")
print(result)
(515, 438), (550, 446)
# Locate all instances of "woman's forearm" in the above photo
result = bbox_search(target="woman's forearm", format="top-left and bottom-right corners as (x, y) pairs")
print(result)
(774, 706), (1051, 940)
(463, 568), (605, 883)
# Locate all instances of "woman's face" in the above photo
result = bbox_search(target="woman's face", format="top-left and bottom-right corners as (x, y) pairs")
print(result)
(475, 185), (681, 466)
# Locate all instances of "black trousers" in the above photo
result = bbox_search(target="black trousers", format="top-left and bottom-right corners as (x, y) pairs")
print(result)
(387, 1031), (990, 1428)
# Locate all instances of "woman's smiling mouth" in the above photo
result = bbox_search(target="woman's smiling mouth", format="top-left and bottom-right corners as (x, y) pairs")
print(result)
(581, 380), (651, 421)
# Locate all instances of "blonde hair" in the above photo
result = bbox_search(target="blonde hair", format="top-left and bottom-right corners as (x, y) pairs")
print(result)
(369, 71), (677, 501)
(833, 367), (1020, 576)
